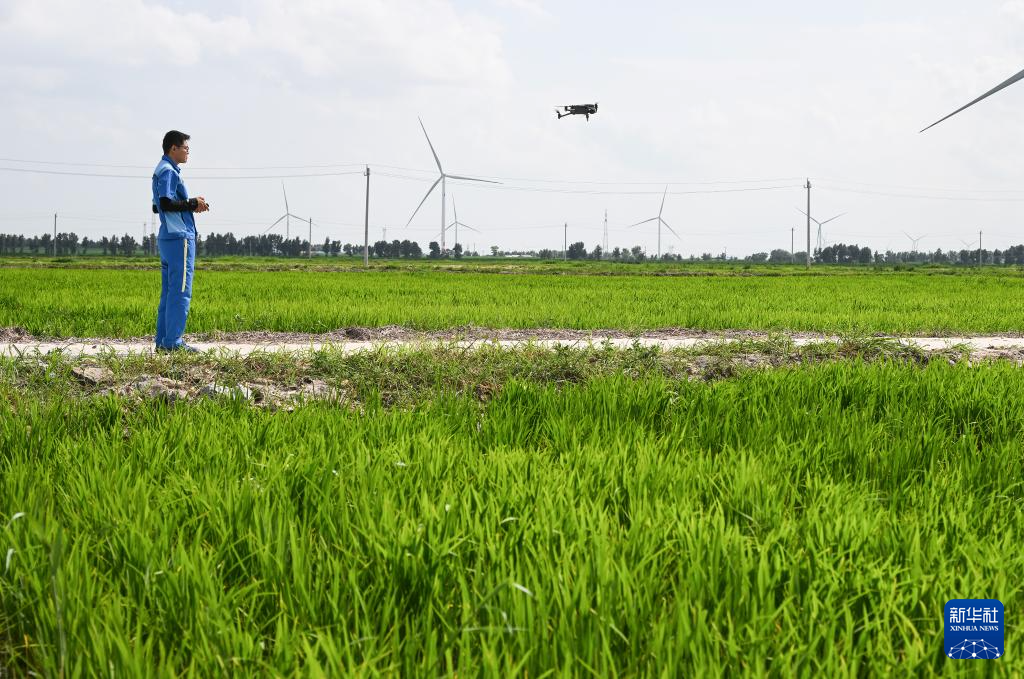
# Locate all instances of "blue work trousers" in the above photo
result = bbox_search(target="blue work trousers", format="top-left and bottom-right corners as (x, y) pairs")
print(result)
(155, 236), (196, 349)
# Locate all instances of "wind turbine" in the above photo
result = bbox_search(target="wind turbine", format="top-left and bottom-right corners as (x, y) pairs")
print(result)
(445, 195), (480, 256)
(629, 186), (679, 258)
(922, 67), (1024, 132)
(405, 117), (499, 255)
(797, 208), (846, 252)
(903, 231), (927, 253)
(265, 182), (306, 239)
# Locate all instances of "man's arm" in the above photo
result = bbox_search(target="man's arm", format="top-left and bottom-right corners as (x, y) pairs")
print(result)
(153, 197), (199, 213)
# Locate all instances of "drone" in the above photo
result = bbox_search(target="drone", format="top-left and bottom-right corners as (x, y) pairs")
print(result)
(556, 103), (598, 121)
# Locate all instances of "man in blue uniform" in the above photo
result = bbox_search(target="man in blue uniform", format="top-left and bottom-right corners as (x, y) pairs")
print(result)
(152, 130), (209, 352)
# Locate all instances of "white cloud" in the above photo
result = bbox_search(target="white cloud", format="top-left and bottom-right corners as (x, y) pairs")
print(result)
(1002, 0), (1024, 22)
(0, 0), (508, 85)
(0, 0), (252, 66)
(493, 0), (551, 21)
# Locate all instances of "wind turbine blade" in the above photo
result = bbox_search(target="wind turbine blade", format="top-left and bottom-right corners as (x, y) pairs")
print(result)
(629, 217), (659, 228)
(660, 218), (680, 239)
(446, 174), (501, 184)
(921, 67), (1024, 132)
(405, 176), (443, 227)
(418, 117), (444, 173)
(460, 223), (481, 233)
(819, 213), (846, 226)
(658, 186), (668, 218)
(264, 214), (286, 234)
(282, 182), (289, 213)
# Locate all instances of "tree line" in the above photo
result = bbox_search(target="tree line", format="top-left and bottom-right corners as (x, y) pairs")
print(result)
(2, 231), (1024, 265)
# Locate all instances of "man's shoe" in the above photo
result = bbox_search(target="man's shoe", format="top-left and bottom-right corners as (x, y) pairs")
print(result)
(156, 343), (200, 354)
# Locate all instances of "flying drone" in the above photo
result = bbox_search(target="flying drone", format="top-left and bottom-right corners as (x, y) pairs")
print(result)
(556, 103), (598, 121)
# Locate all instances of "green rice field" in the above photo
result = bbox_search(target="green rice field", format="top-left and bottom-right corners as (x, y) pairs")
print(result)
(2, 262), (1024, 336)
(2, 356), (1023, 676)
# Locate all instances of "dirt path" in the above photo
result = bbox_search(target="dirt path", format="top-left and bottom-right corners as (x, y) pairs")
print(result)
(4, 329), (1024, 359)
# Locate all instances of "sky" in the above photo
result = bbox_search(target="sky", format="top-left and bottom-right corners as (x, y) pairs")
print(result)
(1, 0), (1023, 257)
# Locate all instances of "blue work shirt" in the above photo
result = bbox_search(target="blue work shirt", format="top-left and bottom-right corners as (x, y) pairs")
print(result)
(152, 154), (196, 240)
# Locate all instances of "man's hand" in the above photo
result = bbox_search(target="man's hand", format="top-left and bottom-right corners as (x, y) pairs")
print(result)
(194, 196), (210, 213)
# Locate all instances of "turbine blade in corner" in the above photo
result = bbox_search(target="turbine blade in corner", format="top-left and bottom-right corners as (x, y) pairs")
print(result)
(921, 67), (1024, 132)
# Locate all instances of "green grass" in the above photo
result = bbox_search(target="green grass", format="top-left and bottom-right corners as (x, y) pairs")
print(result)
(2, 263), (1024, 336)
(3, 254), (1001, 275)
(3, 360), (1023, 676)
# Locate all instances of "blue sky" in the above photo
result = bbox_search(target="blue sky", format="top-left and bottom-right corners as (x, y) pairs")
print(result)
(1, 0), (1023, 256)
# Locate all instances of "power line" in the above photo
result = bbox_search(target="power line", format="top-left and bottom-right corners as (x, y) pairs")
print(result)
(0, 156), (368, 171)
(0, 166), (365, 180)
(0, 156), (808, 187)
(377, 171), (801, 196)
(372, 163), (805, 186)
(817, 185), (1024, 203)
(817, 176), (1024, 195)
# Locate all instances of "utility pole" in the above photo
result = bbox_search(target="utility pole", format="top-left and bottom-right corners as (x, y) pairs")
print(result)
(363, 166), (370, 267)
(564, 222), (567, 261)
(603, 209), (609, 255)
(53, 213), (57, 257)
(142, 222), (146, 257)
(805, 179), (812, 269)
(791, 226), (795, 264)
(308, 218), (313, 259)
(979, 229), (983, 267)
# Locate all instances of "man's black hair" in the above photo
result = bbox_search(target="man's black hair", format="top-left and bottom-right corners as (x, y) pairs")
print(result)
(162, 130), (190, 154)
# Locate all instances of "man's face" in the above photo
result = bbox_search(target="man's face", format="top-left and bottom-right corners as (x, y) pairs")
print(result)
(168, 142), (189, 164)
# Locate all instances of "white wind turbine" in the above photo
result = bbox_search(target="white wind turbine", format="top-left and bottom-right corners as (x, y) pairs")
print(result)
(405, 117), (499, 255)
(797, 208), (846, 252)
(630, 186), (679, 258)
(265, 182), (306, 239)
(903, 231), (927, 253)
(445, 195), (480, 256)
